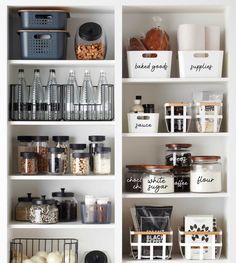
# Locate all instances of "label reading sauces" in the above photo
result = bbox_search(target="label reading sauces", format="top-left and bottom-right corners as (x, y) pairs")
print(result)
(135, 123), (152, 129)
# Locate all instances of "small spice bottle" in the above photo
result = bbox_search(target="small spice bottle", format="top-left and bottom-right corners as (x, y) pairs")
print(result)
(72, 152), (90, 175)
(20, 152), (38, 175)
(165, 144), (192, 167)
(17, 136), (34, 172)
(48, 147), (65, 175)
(15, 193), (39, 221)
(89, 135), (105, 172)
(94, 147), (111, 175)
(70, 144), (87, 172)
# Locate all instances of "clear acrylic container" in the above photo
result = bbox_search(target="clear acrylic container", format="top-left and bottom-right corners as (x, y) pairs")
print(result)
(48, 147), (65, 175)
(71, 152), (90, 175)
(20, 152), (38, 175)
(17, 136), (34, 173)
(70, 144), (86, 172)
(75, 22), (106, 60)
(94, 147), (111, 175)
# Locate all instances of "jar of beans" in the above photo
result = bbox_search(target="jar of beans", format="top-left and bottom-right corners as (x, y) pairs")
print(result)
(72, 152), (90, 175)
(48, 147), (65, 175)
(17, 136), (34, 173)
(32, 136), (49, 174)
(70, 144), (87, 172)
(94, 147), (111, 175)
(20, 152), (38, 175)
(165, 144), (192, 167)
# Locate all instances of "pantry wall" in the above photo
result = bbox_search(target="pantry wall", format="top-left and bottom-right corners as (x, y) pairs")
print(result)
(1, 0), (236, 263)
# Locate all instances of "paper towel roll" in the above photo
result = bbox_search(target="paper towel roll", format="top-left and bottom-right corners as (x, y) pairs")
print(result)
(205, 25), (220, 50)
(178, 24), (205, 51)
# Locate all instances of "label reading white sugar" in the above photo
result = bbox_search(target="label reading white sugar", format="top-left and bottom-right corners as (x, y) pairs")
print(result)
(143, 175), (174, 194)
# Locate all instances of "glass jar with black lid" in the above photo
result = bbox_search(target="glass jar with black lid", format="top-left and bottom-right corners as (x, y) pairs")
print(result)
(17, 136), (34, 172)
(70, 144), (87, 172)
(165, 144), (192, 167)
(52, 188), (78, 222)
(48, 147), (65, 175)
(89, 135), (106, 172)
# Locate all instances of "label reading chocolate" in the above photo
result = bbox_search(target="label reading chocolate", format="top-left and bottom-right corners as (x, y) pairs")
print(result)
(146, 177), (168, 193)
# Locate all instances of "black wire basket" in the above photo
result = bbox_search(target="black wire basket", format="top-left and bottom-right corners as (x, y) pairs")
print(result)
(10, 238), (78, 263)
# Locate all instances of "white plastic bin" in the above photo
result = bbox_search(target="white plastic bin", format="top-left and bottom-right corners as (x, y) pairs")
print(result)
(127, 51), (172, 78)
(128, 113), (159, 133)
(178, 51), (223, 78)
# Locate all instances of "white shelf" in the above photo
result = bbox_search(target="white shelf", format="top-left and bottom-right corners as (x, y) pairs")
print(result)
(9, 60), (115, 67)
(123, 132), (229, 138)
(10, 175), (115, 180)
(123, 192), (229, 199)
(9, 121), (116, 126)
(9, 221), (115, 229)
(123, 78), (229, 84)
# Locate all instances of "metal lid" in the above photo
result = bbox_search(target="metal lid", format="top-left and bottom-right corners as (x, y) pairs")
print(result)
(166, 143), (192, 149)
(84, 251), (108, 263)
(20, 152), (37, 159)
(48, 147), (65, 154)
(52, 188), (74, 198)
(126, 165), (173, 170)
(79, 22), (102, 41)
(33, 136), (49, 142)
(95, 147), (111, 153)
(192, 156), (221, 161)
(70, 144), (87, 150)
(89, 135), (106, 142)
(17, 136), (33, 142)
(72, 152), (90, 158)
(52, 136), (69, 142)
(32, 195), (56, 205)
(18, 193), (39, 202)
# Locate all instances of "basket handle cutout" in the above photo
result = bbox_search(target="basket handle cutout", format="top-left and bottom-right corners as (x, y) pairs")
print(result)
(142, 53), (158, 58)
(34, 34), (52, 40)
(193, 53), (209, 58)
(137, 115), (150, 120)
(35, 14), (53, 19)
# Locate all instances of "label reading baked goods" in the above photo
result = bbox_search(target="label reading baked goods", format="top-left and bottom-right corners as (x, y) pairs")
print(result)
(135, 62), (168, 72)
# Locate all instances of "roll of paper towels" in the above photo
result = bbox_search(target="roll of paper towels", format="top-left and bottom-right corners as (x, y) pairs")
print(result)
(178, 24), (205, 51)
(205, 25), (220, 50)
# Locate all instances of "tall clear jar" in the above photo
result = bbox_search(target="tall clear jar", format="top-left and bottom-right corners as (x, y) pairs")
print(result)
(191, 156), (222, 193)
(48, 147), (65, 175)
(32, 136), (49, 174)
(165, 144), (192, 167)
(52, 188), (78, 222)
(89, 135), (105, 172)
(70, 144), (87, 172)
(20, 152), (38, 175)
(75, 22), (106, 60)
(52, 136), (70, 173)
(17, 136), (34, 173)
(72, 152), (90, 175)
(94, 147), (111, 175)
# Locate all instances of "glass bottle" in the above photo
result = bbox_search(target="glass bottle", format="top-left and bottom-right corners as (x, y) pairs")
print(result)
(130, 96), (144, 113)
(45, 69), (57, 120)
(67, 70), (79, 120)
(18, 69), (29, 120)
(96, 70), (108, 120)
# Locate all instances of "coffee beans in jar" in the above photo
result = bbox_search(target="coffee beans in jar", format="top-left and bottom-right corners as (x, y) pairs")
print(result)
(72, 152), (90, 175)
(165, 144), (192, 167)
(32, 136), (49, 173)
(20, 152), (38, 175)
(173, 167), (190, 192)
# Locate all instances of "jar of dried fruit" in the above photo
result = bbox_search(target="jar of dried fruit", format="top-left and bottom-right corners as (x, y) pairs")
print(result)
(20, 152), (38, 175)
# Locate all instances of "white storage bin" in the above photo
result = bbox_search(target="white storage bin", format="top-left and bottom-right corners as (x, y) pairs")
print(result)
(178, 51), (223, 78)
(127, 51), (172, 78)
(127, 113), (159, 133)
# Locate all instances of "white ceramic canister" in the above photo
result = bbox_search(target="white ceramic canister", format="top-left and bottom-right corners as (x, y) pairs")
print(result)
(142, 165), (174, 194)
(191, 156), (222, 192)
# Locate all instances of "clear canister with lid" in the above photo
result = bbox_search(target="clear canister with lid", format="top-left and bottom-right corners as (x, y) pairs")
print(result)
(48, 147), (65, 175)
(52, 188), (78, 222)
(15, 193), (39, 221)
(32, 136), (49, 174)
(142, 165), (174, 194)
(72, 152), (90, 175)
(165, 144), (192, 167)
(125, 165), (144, 193)
(20, 152), (38, 175)
(94, 147), (111, 175)
(89, 135), (106, 172)
(70, 144), (87, 172)
(75, 22), (106, 60)
(191, 156), (222, 193)
(17, 136), (34, 172)
(29, 196), (58, 224)
(52, 136), (70, 173)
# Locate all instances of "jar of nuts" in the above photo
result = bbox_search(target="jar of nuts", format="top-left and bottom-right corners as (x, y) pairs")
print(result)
(20, 152), (38, 175)
(72, 152), (90, 175)
(70, 144), (87, 172)
(75, 22), (106, 60)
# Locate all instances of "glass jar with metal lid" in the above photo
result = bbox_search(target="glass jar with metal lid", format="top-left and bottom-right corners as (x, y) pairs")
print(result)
(125, 165), (144, 193)
(72, 152), (90, 175)
(165, 144), (192, 167)
(191, 156), (222, 193)
(89, 135), (106, 172)
(94, 147), (111, 175)
(142, 165), (174, 194)
(15, 193), (39, 221)
(20, 152), (38, 175)
(52, 188), (77, 222)
(70, 144), (87, 172)
(48, 147), (65, 175)
(17, 136), (34, 172)
(29, 195), (58, 224)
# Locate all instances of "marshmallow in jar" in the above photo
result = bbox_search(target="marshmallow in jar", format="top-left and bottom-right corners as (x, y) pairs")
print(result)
(142, 165), (174, 194)
(191, 156), (222, 193)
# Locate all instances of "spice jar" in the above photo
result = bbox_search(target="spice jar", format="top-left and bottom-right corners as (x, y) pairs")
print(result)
(165, 144), (192, 167)
(72, 152), (90, 175)
(32, 136), (49, 173)
(52, 188), (77, 222)
(17, 136), (34, 172)
(142, 165), (174, 194)
(70, 144), (87, 172)
(125, 165), (143, 193)
(48, 147), (65, 175)
(52, 136), (70, 173)
(191, 156), (222, 193)
(29, 196), (58, 224)
(173, 167), (190, 192)
(20, 152), (38, 175)
(75, 22), (106, 60)
(15, 193), (39, 221)
(89, 135), (106, 172)
(94, 147), (111, 175)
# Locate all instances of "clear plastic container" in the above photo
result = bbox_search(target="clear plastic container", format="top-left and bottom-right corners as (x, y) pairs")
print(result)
(32, 136), (49, 173)
(20, 152), (38, 175)
(94, 147), (111, 175)
(191, 156), (222, 193)
(17, 136), (34, 173)
(125, 165), (144, 193)
(165, 144), (192, 167)
(52, 188), (78, 222)
(70, 144), (87, 172)
(89, 135), (106, 172)
(48, 147), (65, 175)
(75, 22), (106, 60)
(71, 152), (90, 175)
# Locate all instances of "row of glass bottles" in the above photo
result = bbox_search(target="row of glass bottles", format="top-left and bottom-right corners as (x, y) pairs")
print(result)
(10, 69), (114, 121)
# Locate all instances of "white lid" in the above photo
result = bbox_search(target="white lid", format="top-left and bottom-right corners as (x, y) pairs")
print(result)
(85, 195), (96, 205)
(96, 197), (110, 205)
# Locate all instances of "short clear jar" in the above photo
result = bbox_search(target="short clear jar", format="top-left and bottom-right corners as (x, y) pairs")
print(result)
(165, 144), (192, 167)
(70, 144), (87, 172)
(32, 136), (49, 174)
(20, 152), (38, 175)
(125, 165), (144, 193)
(191, 156), (222, 193)
(17, 136), (34, 173)
(94, 147), (111, 175)
(48, 147), (65, 175)
(142, 165), (174, 194)
(72, 152), (90, 175)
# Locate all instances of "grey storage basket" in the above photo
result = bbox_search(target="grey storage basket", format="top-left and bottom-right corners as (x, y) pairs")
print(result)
(18, 30), (70, 59)
(18, 9), (70, 29)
